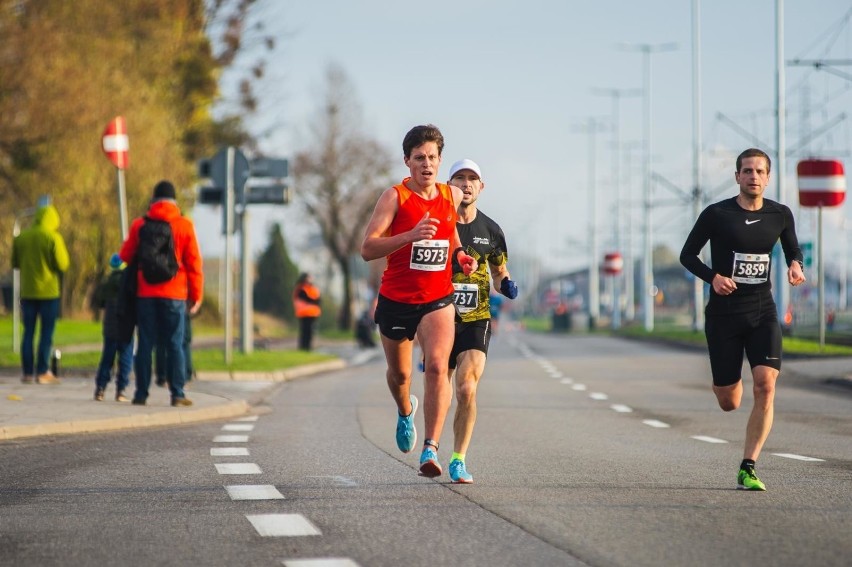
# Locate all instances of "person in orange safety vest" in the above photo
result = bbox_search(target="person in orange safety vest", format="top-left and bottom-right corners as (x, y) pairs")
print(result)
(293, 273), (322, 351)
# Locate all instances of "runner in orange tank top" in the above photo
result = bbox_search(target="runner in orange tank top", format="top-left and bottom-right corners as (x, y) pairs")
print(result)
(361, 124), (477, 478)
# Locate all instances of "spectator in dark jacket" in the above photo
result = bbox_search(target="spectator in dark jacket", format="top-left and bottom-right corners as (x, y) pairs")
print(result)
(93, 254), (134, 402)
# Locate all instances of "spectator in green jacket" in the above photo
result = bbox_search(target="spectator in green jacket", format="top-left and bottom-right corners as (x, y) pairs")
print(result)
(12, 203), (70, 384)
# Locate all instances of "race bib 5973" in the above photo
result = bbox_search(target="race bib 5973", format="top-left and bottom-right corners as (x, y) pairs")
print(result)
(410, 239), (449, 271)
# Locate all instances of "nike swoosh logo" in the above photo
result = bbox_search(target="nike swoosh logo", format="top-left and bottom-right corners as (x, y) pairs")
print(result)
(745, 219), (761, 225)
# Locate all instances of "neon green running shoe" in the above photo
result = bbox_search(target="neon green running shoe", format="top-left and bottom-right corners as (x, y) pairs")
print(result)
(737, 467), (766, 491)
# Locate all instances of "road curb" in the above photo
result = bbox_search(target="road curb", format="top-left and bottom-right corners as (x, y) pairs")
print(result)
(0, 400), (251, 441)
(196, 359), (346, 382)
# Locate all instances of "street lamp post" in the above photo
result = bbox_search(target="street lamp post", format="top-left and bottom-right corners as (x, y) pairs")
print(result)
(621, 41), (677, 332)
(775, 0), (789, 322)
(592, 87), (642, 329)
(586, 117), (605, 328)
(692, 0), (705, 332)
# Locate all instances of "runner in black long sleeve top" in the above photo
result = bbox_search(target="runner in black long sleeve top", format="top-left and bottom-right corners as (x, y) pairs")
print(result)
(679, 148), (806, 492)
(680, 196), (803, 315)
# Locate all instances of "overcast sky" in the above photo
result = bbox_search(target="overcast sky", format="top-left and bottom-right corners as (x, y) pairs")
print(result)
(194, 0), (852, 279)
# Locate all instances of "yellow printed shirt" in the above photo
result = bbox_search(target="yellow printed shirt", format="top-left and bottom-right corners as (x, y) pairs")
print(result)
(452, 210), (509, 323)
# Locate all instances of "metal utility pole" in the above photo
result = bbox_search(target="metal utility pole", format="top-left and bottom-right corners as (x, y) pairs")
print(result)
(692, 0), (705, 331)
(592, 87), (642, 329)
(621, 41), (677, 331)
(240, 208), (253, 354)
(224, 147), (236, 364)
(775, 0), (789, 323)
(622, 141), (642, 322)
(585, 117), (605, 328)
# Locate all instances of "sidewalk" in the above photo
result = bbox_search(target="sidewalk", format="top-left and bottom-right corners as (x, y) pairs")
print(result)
(0, 343), (381, 442)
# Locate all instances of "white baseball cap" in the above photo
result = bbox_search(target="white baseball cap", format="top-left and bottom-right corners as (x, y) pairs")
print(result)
(448, 159), (482, 180)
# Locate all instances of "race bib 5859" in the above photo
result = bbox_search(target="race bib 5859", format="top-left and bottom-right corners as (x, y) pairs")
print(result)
(732, 252), (770, 284)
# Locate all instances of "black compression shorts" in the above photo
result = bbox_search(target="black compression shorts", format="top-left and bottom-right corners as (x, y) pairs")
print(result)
(450, 319), (491, 370)
(374, 293), (454, 341)
(705, 307), (782, 387)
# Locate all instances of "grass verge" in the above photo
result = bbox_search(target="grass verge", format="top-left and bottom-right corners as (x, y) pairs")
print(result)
(0, 315), (338, 372)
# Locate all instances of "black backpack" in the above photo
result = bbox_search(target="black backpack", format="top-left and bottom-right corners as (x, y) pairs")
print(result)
(137, 216), (179, 284)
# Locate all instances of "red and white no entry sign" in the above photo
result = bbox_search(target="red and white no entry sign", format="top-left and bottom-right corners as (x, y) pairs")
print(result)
(603, 252), (623, 275)
(102, 116), (129, 170)
(797, 159), (845, 208)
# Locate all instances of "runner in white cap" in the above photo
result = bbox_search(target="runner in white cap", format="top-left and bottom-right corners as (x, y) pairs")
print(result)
(446, 158), (518, 483)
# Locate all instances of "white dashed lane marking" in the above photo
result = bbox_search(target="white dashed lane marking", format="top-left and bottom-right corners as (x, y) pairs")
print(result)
(213, 435), (249, 443)
(247, 514), (321, 537)
(226, 485), (284, 500)
(215, 463), (262, 475)
(691, 435), (728, 444)
(235, 415), (259, 422)
(772, 453), (825, 462)
(222, 424), (255, 432)
(517, 347), (833, 467)
(211, 447), (250, 456)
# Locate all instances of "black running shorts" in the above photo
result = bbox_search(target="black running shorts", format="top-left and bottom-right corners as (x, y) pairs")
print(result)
(704, 307), (782, 387)
(450, 319), (491, 370)
(374, 293), (454, 341)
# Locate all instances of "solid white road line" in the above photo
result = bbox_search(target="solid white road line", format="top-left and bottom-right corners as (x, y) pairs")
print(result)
(210, 447), (250, 456)
(225, 485), (284, 500)
(772, 453), (825, 462)
(307, 475), (358, 487)
(691, 435), (728, 444)
(215, 463), (262, 475)
(213, 435), (249, 443)
(610, 404), (633, 413)
(283, 558), (360, 566)
(247, 514), (321, 537)
(642, 419), (670, 428)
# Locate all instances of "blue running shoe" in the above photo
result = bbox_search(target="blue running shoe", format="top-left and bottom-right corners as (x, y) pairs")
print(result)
(449, 459), (473, 484)
(419, 446), (442, 478)
(395, 394), (418, 453)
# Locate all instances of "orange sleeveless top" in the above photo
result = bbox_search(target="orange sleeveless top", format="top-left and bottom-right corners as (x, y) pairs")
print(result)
(379, 179), (457, 303)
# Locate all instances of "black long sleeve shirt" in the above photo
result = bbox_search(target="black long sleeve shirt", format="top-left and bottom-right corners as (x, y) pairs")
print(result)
(680, 196), (803, 315)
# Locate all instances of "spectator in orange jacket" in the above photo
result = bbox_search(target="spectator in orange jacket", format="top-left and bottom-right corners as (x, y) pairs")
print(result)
(293, 272), (321, 351)
(119, 180), (203, 407)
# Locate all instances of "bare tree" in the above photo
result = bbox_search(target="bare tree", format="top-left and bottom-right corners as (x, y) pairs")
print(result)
(292, 63), (393, 330)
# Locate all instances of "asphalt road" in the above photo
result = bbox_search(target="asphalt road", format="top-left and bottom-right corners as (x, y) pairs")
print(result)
(1, 331), (850, 567)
